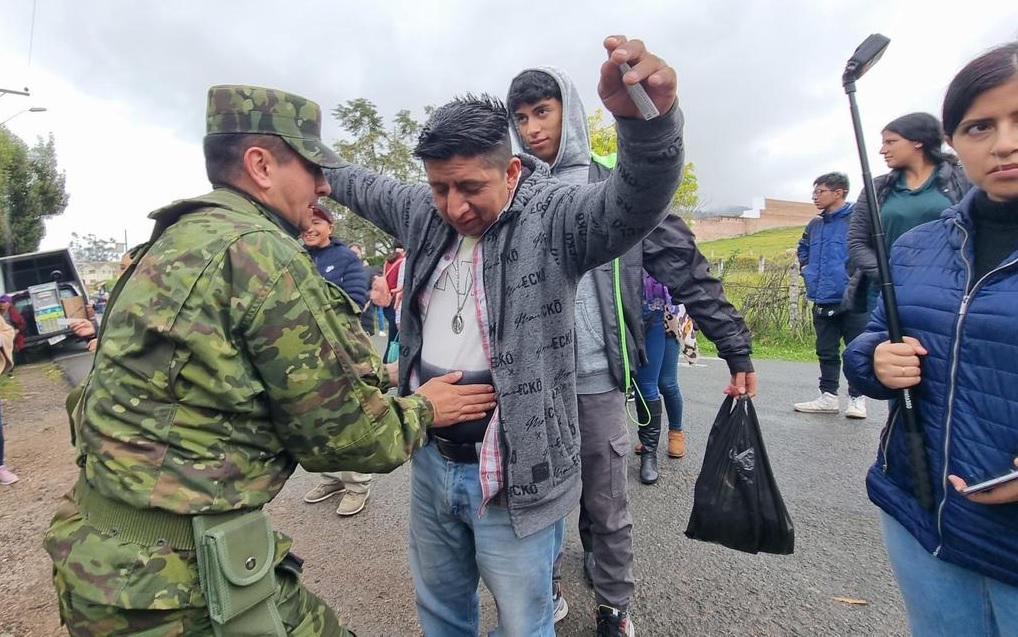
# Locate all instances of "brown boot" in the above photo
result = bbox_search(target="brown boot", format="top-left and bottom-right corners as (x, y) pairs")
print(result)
(667, 430), (686, 458)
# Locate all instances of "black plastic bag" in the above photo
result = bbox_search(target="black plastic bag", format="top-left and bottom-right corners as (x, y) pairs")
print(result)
(684, 395), (794, 554)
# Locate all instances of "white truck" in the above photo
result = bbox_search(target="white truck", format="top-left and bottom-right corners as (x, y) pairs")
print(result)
(0, 248), (90, 354)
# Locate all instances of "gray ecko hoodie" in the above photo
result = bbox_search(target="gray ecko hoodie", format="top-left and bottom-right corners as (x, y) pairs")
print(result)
(327, 101), (684, 537)
(509, 66), (616, 395)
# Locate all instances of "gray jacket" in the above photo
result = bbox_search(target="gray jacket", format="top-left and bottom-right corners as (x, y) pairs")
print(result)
(509, 67), (752, 396)
(325, 104), (684, 537)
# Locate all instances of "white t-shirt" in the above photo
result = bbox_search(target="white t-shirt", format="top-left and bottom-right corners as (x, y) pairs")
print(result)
(420, 236), (493, 442)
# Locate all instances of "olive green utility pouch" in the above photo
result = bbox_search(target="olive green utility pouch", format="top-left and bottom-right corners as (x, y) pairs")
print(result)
(192, 510), (286, 636)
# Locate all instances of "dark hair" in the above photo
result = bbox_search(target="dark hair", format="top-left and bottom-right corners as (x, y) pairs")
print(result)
(507, 70), (561, 114)
(883, 112), (953, 165)
(943, 41), (1018, 137)
(203, 133), (294, 185)
(814, 172), (850, 192)
(414, 94), (512, 169)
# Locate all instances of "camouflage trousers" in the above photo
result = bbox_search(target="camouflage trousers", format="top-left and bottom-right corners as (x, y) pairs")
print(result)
(56, 567), (353, 636)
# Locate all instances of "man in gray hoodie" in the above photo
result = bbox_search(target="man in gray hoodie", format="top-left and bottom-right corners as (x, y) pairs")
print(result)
(508, 66), (756, 636)
(327, 36), (684, 636)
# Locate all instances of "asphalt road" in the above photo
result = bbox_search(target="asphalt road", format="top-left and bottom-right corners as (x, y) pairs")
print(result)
(53, 344), (908, 636)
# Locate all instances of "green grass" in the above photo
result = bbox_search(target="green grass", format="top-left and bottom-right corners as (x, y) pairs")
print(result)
(691, 225), (817, 362)
(698, 225), (804, 261)
(0, 370), (23, 399)
(698, 339), (815, 363)
(0, 362), (63, 400)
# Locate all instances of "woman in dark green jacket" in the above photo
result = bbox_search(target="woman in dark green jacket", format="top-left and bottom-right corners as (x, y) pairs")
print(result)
(845, 112), (971, 312)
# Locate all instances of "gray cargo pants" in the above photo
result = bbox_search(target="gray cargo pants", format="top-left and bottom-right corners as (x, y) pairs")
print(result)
(555, 388), (636, 610)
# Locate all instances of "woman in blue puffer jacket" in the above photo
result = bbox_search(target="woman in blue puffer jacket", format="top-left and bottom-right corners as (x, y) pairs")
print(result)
(843, 41), (1018, 636)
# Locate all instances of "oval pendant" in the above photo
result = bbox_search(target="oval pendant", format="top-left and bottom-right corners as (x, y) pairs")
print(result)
(451, 313), (464, 334)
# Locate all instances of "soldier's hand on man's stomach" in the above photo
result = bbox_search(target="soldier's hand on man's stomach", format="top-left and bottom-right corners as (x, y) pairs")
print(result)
(417, 371), (497, 427)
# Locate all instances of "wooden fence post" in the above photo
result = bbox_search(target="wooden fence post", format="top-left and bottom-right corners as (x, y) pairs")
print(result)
(788, 262), (801, 326)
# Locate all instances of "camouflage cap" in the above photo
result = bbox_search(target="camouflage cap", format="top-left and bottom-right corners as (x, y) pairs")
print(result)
(205, 85), (342, 169)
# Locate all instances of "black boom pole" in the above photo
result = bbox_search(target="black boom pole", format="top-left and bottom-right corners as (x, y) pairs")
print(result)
(842, 34), (934, 511)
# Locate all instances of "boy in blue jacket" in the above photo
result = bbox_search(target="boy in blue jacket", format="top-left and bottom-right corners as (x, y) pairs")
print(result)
(301, 204), (375, 516)
(794, 172), (868, 419)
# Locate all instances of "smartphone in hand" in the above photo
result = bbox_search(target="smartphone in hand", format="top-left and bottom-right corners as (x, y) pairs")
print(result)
(961, 469), (1018, 495)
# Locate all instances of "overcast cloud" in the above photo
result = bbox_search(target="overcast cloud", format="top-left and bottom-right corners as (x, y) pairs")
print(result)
(1, 0), (1015, 251)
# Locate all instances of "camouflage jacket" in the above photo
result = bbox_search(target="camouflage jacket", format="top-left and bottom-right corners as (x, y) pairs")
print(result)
(45, 187), (432, 609)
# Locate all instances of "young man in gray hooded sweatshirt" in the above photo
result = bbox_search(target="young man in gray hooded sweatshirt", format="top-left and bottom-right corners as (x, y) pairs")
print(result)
(508, 66), (756, 636)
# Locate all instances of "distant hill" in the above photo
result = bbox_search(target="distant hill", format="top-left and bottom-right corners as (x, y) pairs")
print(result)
(694, 205), (751, 218)
(697, 226), (803, 262)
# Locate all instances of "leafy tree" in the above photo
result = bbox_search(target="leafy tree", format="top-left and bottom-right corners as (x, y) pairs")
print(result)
(69, 232), (120, 262)
(326, 99), (429, 259)
(0, 129), (69, 256)
(588, 108), (617, 158)
(587, 108), (702, 220)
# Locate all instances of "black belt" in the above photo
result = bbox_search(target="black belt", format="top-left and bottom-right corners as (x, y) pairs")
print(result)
(429, 434), (480, 464)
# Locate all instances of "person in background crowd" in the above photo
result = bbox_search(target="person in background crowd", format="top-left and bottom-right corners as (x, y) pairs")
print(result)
(845, 112), (971, 313)
(794, 172), (868, 419)
(348, 242), (380, 335)
(301, 204), (375, 517)
(68, 245), (146, 353)
(0, 315), (17, 486)
(844, 41), (1018, 636)
(632, 273), (687, 473)
(0, 398), (17, 486)
(381, 243), (405, 353)
(349, 242), (367, 264)
(0, 294), (26, 362)
(302, 204), (369, 307)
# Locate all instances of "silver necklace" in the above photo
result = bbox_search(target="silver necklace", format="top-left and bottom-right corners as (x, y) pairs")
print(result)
(449, 259), (472, 335)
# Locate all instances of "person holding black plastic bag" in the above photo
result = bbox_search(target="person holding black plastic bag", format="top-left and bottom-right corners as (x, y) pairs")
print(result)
(843, 42), (1018, 636)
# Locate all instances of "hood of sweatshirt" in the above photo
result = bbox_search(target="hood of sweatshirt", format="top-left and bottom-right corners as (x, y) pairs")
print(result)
(508, 67), (618, 392)
(507, 66), (591, 185)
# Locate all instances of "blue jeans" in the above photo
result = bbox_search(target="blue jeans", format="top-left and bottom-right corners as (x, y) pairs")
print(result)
(408, 442), (561, 637)
(881, 512), (1018, 636)
(635, 310), (684, 430)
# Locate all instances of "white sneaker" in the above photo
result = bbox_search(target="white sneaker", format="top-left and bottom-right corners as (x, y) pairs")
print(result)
(845, 396), (867, 419)
(0, 464), (19, 485)
(552, 582), (568, 623)
(793, 392), (839, 414)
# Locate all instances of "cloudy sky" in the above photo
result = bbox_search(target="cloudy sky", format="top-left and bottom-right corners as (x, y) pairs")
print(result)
(1, 0), (1015, 252)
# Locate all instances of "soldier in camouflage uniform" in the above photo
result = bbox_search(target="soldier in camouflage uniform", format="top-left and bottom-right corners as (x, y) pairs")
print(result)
(43, 85), (496, 636)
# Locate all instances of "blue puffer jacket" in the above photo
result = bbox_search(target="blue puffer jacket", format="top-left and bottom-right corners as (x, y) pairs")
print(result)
(307, 238), (369, 307)
(843, 189), (1018, 587)
(797, 202), (854, 305)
